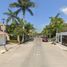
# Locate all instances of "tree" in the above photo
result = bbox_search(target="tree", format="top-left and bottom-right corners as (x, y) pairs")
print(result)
(6, 18), (25, 44)
(61, 23), (67, 32)
(42, 13), (64, 38)
(9, 0), (35, 42)
(12, 18), (26, 44)
(9, 0), (35, 18)
(42, 25), (49, 36)
(25, 22), (35, 35)
(24, 22), (35, 41)
(4, 9), (19, 24)
(49, 13), (64, 34)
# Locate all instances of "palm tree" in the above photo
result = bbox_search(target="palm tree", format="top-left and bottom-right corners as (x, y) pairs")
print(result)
(24, 22), (35, 41)
(4, 9), (19, 24)
(42, 25), (49, 36)
(49, 13), (64, 33)
(9, 0), (35, 42)
(25, 22), (35, 35)
(4, 9), (23, 44)
(9, 0), (35, 18)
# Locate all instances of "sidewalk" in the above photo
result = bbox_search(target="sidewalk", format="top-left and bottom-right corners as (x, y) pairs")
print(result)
(0, 41), (34, 54)
(0, 41), (34, 67)
(42, 41), (67, 50)
(0, 43), (18, 54)
(56, 43), (67, 50)
(47, 42), (67, 51)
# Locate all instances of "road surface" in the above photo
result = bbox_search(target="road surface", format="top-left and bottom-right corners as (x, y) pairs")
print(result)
(0, 37), (67, 67)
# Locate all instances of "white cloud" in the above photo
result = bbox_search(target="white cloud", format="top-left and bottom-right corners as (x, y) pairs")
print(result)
(61, 7), (67, 15)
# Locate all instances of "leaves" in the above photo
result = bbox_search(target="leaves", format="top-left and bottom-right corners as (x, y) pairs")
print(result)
(9, 0), (35, 17)
(4, 9), (19, 24)
(42, 13), (64, 37)
(9, 2), (20, 8)
(27, 8), (33, 16)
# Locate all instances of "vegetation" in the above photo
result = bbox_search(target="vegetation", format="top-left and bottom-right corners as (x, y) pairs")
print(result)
(9, 0), (35, 18)
(9, 0), (35, 42)
(4, 9), (18, 24)
(1, 0), (67, 44)
(42, 13), (64, 38)
(6, 18), (35, 44)
(3, 0), (35, 44)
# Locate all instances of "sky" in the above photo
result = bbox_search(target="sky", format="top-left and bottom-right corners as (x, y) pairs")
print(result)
(0, 0), (67, 32)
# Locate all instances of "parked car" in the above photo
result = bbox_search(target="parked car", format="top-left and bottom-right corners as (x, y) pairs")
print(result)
(42, 36), (48, 42)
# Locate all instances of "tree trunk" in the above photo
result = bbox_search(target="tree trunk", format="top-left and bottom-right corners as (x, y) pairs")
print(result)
(49, 33), (51, 38)
(22, 33), (24, 43)
(56, 28), (58, 33)
(17, 35), (20, 44)
(21, 15), (25, 43)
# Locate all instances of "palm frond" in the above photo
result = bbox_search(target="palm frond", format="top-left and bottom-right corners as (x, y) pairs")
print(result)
(4, 12), (10, 16)
(27, 8), (33, 16)
(8, 9), (12, 13)
(9, 2), (20, 8)
(28, 2), (35, 7)
(55, 13), (60, 18)
(6, 17), (11, 23)
(14, 9), (21, 16)
(22, 8), (26, 17)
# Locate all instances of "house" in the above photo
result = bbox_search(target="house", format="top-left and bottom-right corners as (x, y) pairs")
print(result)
(0, 22), (9, 45)
(56, 32), (67, 46)
(0, 31), (7, 45)
(0, 22), (6, 32)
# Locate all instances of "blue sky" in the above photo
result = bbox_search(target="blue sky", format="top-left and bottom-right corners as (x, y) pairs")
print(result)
(0, 0), (67, 32)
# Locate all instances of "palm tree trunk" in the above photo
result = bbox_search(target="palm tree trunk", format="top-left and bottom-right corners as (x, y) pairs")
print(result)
(49, 33), (51, 38)
(22, 15), (25, 43)
(22, 33), (24, 43)
(17, 35), (20, 44)
(56, 28), (58, 33)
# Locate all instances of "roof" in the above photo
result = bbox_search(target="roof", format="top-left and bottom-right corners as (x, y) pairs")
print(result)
(56, 32), (67, 35)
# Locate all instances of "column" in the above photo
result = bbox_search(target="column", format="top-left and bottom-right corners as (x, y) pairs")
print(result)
(60, 34), (62, 44)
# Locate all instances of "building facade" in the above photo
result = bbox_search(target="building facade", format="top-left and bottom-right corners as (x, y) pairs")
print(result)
(0, 22), (6, 32)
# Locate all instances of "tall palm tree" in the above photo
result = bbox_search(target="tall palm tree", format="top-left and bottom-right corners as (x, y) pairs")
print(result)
(9, 0), (35, 18)
(14, 19), (25, 44)
(49, 13), (64, 33)
(4, 9), (22, 44)
(9, 0), (35, 42)
(4, 9), (19, 24)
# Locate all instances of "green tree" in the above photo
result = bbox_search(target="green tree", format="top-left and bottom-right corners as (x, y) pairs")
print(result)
(42, 13), (64, 38)
(42, 25), (49, 36)
(4, 9), (19, 24)
(6, 18), (25, 44)
(14, 18), (26, 44)
(25, 23), (35, 35)
(25, 22), (35, 41)
(9, 0), (35, 18)
(9, 0), (35, 42)
(49, 13), (64, 34)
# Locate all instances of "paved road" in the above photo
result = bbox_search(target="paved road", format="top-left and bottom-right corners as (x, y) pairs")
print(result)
(0, 37), (67, 67)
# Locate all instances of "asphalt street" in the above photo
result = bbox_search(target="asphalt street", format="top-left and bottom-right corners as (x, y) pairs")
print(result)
(0, 37), (67, 67)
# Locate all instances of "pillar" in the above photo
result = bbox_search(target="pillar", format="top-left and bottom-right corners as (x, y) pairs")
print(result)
(60, 34), (62, 44)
